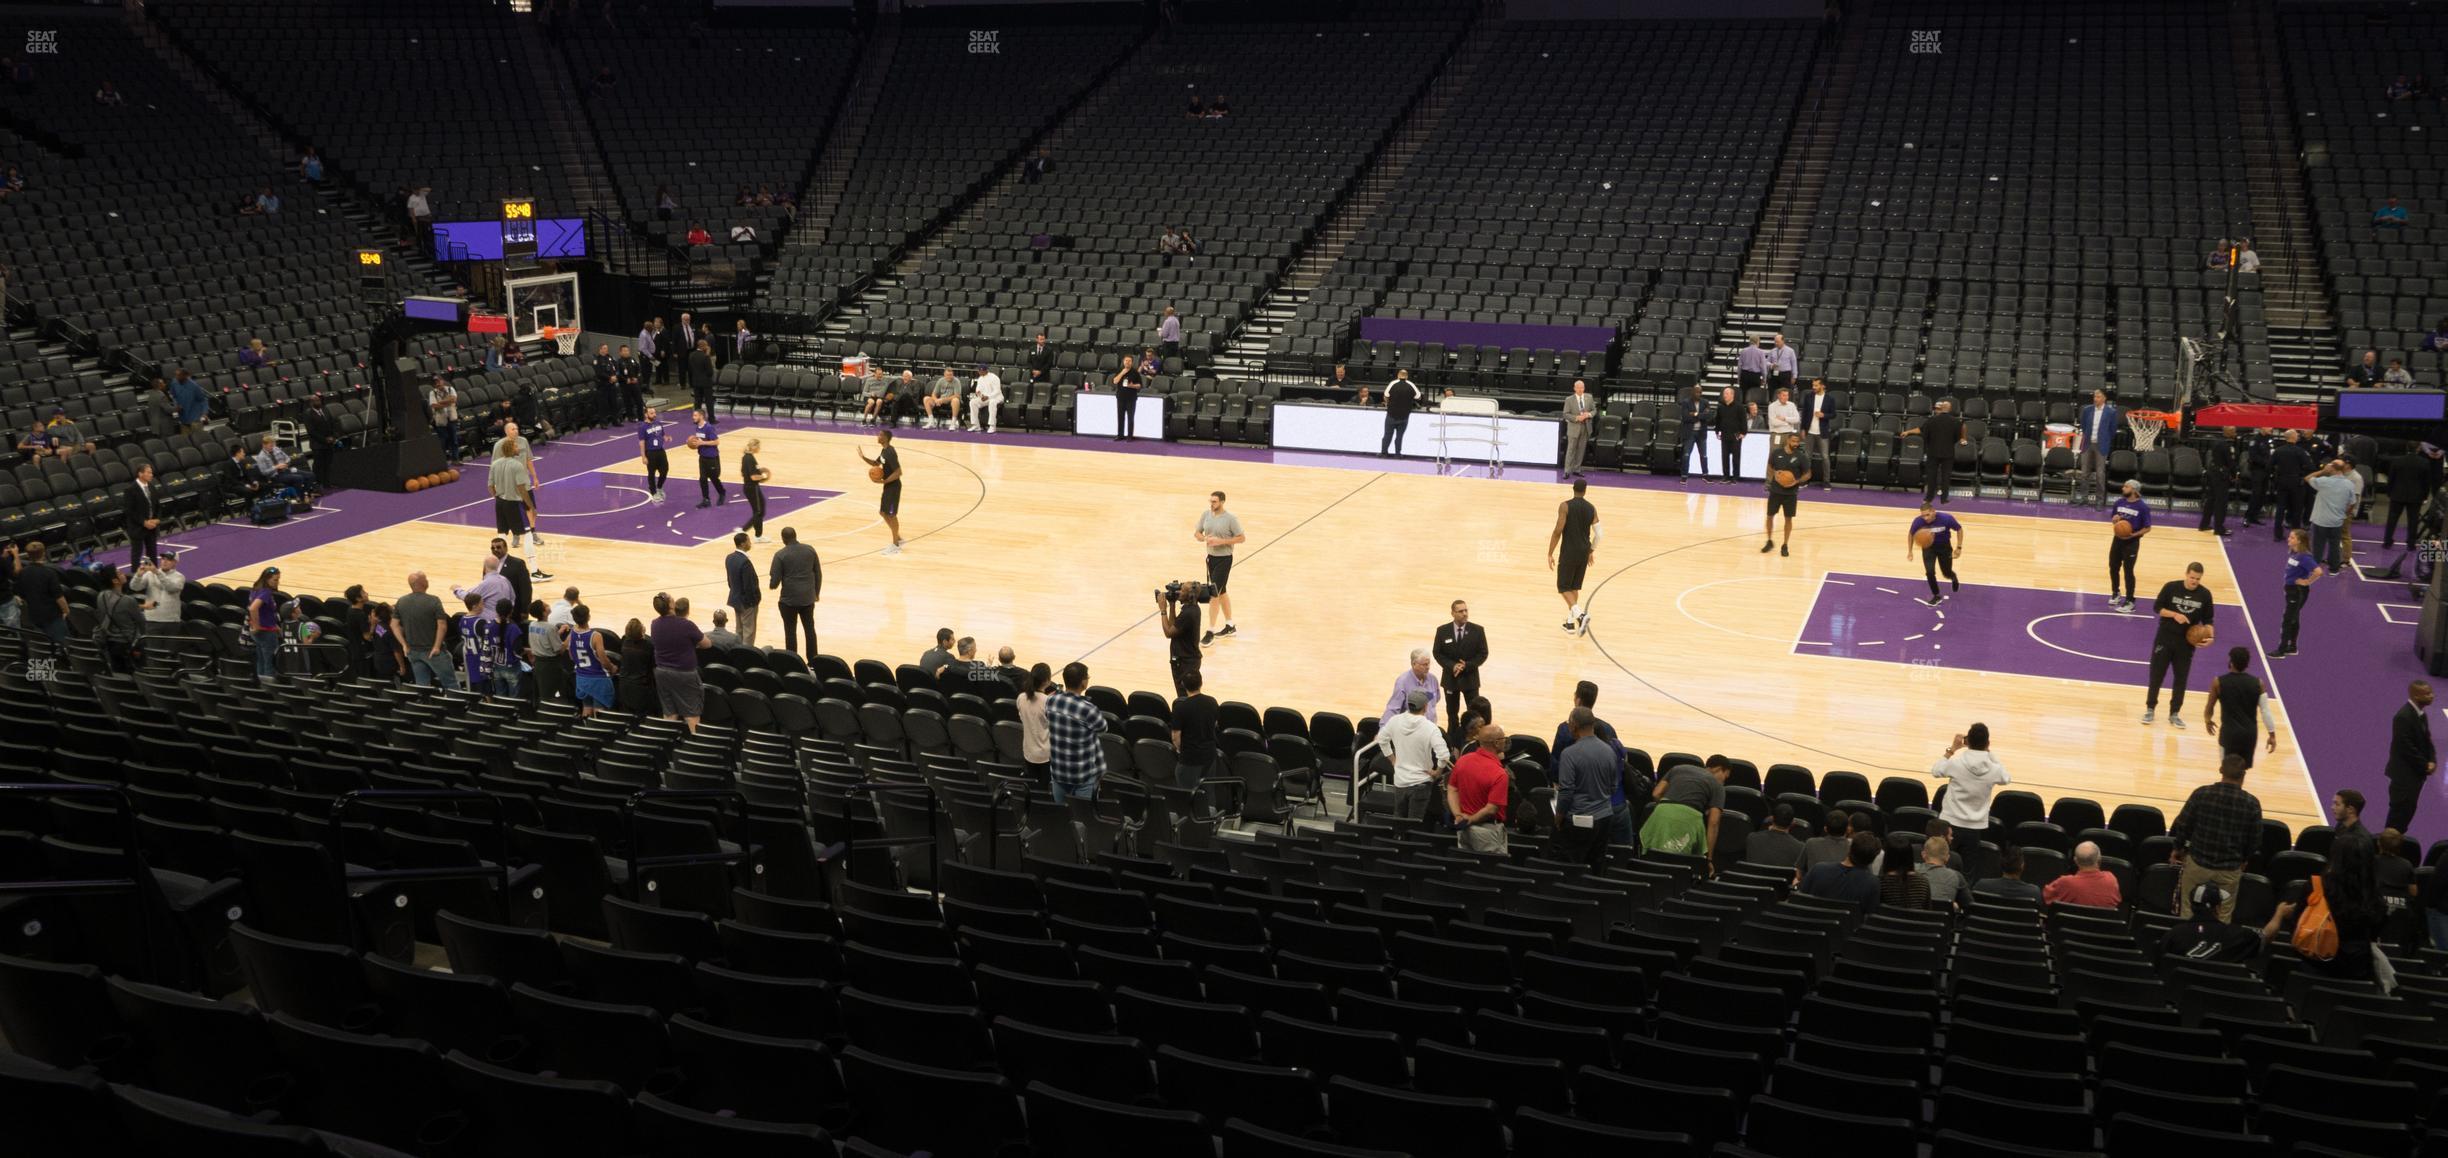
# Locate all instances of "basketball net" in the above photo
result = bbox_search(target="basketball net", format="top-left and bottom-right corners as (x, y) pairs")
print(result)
(2126, 411), (2167, 452)
(545, 327), (578, 357)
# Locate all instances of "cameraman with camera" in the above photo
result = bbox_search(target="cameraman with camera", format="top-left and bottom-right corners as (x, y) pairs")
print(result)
(1155, 579), (1208, 696)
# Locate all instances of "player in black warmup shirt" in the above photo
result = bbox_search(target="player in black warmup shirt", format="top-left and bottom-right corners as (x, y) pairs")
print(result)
(2202, 647), (2278, 768)
(2143, 562), (2216, 729)
(857, 429), (905, 555)
(1382, 369), (1423, 456)
(1762, 433), (1809, 556)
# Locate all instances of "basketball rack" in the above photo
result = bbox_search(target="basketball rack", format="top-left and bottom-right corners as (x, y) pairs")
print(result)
(1434, 394), (1503, 473)
(2126, 408), (2178, 452)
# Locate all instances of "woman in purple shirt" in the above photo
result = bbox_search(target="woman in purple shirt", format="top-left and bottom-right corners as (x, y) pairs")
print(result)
(248, 567), (282, 679)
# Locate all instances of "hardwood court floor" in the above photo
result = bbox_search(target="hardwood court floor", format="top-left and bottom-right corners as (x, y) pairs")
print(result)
(208, 425), (2322, 831)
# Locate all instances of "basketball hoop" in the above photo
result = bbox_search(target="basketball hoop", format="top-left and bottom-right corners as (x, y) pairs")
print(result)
(2127, 409), (2176, 452)
(542, 326), (578, 357)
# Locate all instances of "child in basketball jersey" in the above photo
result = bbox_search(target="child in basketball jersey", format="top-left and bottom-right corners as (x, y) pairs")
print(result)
(458, 594), (494, 695)
(564, 603), (619, 718)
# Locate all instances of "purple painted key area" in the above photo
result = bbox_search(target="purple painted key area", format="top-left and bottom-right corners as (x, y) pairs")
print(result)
(1795, 571), (2249, 690)
(417, 471), (841, 546)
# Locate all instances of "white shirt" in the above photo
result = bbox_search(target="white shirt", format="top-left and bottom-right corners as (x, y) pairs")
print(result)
(2238, 250), (2260, 274)
(1376, 712), (1450, 788)
(972, 371), (1003, 404)
(406, 192), (429, 217)
(547, 600), (576, 629)
(1931, 748), (2010, 828)
(1767, 400), (1801, 434)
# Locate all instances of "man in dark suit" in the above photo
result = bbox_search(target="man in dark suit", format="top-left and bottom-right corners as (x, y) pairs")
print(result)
(123, 461), (162, 568)
(2385, 680), (2439, 835)
(2197, 431), (2237, 536)
(1903, 401), (1967, 504)
(2269, 430), (2314, 541)
(2240, 428), (2276, 526)
(490, 537), (532, 612)
(1026, 334), (1055, 385)
(1712, 386), (1751, 483)
(768, 526), (823, 663)
(1677, 383), (1708, 481)
(687, 339), (717, 418)
(724, 531), (761, 646)
(1432, 599), (1487, 734)
(2383, 444), (2444, 549)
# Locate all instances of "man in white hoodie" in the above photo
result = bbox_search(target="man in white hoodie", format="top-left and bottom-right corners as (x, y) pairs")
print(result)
(1929, 722), (2009, 856)
(970, 364), (1004, 433)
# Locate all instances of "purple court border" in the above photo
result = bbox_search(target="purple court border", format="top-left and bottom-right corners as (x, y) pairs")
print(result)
(149, 410), (2410, 834)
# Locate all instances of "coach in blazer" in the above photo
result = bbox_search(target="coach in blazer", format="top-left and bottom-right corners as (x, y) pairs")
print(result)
(2385, 681), (2440, 835)
(1432, 602), (1488, 733)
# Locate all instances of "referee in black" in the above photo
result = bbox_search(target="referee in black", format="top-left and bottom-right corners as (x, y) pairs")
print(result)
(1155, 581), (1202, 696)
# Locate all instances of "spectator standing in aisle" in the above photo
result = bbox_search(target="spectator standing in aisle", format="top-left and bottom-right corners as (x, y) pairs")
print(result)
(725, 532), (761, 647)
(1045, 661), (1108, 803)
(1157, 307), (1183, 361)
(1447, 723), (1510, 853)
(1929, 723), (2008, 852)
(1713, 386), (1750, 483)
(1768, 333), (1798, 395)
(396, 571), (453, 689)
(769, 527), (822, 663)
(1803, 378), (1833, 489)
(1736, 336), (1767, 395)
(2169, 755), (2262, 921)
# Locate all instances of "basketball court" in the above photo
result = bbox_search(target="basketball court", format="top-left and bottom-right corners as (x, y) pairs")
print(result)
(184, 419), (2326, 832)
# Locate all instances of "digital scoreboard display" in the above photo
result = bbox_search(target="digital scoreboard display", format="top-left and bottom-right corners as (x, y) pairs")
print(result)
(502, 198), (536, 259)
(431, 218), (586, 262)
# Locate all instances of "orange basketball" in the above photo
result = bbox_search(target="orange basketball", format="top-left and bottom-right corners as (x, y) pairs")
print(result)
(868, 464), (886, 484)
(2187, 624), (2215, 649)
(2112, 517), (2134, 539)
(406, 476), (424, 492)
(445, 469), (460, 484)
(1774, 469), (1798, 488)
(1913, 528), (1936, 548)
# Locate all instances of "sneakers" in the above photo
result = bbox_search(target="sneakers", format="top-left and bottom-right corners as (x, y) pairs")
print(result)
(1919, 595), (1946, 607)
(882, 544), (902, 556)
(1780, 545), (1789, 558)
(2170, 715), (2187, 730)
(1561, 618), (1578, 632)
(532, 570), (555, 581)
(697, 500), (711, 509)
(1200, 630), (1215, 648)
(2274, 646), (2298, 659)
(1575, 610), (1591, 636)
(1760, 540), (1774, 553)
(753, 535), (771, 545)
(1217, 624), (1236, 638)
(2140, 710), (2155, 725)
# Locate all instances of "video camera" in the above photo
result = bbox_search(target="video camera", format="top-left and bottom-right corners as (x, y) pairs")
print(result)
(1158, 580), (1217, 605)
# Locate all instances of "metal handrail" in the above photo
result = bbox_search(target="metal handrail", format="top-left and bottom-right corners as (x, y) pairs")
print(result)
(330, 788), (516, 897)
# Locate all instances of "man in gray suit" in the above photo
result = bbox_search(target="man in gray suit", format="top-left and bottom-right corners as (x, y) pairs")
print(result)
(768, 526), (823, 663)
(1560, 379), (1597, 479)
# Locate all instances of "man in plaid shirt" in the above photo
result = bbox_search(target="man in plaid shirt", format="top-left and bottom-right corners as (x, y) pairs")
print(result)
(2168, 754), (2262, 921)
(1045, 661), (1109, 802)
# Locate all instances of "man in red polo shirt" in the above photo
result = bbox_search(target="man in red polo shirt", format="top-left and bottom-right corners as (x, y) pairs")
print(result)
(1447, 724), (1511, 853)
(2041, 840), (2124, 910)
